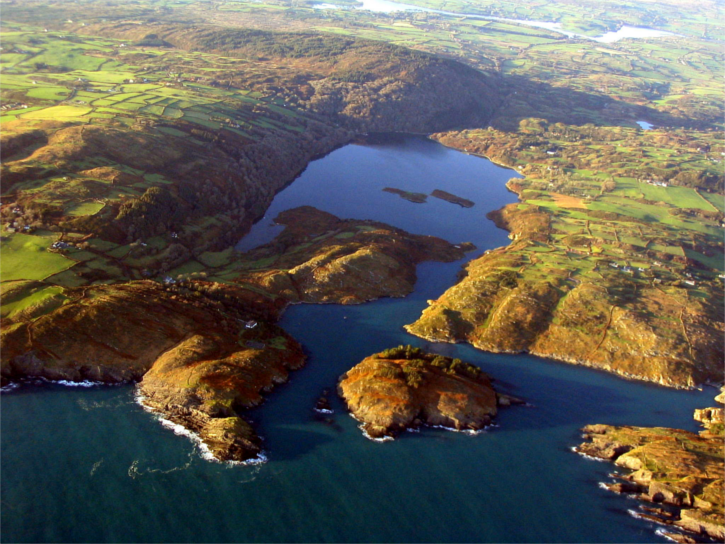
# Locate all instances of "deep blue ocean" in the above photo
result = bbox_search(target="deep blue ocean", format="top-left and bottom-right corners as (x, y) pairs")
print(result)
(1, 135), (712, 542)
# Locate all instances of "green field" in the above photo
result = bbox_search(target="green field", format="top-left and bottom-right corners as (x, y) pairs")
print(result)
(65, 201), (105, 216)
(22, 105), (92, 118)
(0, 233), (76, 281)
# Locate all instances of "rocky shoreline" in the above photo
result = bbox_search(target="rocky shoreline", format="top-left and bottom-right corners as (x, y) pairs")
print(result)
(575, 390), (724, 542)
(1, 209), (472, 461)
(0, 19), (508, 461)
(404, 131), (724, 390)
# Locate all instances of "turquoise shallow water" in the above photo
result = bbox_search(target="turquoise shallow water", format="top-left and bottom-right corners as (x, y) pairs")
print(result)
(1, 135), (713, 543)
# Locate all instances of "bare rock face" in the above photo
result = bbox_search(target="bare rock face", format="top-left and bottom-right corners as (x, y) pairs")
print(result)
(714, 386), (725, 405)
(338, 345), (500, 439)
(693, 407), (724, 430)
(575, 398), (725, 542)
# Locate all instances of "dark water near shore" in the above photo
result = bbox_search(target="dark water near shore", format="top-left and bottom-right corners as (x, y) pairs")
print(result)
(1, 135), (712, 543)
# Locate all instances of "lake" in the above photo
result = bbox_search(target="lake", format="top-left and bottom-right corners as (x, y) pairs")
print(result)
(314, 0), (680, 43)
(1, 135), (711, 543)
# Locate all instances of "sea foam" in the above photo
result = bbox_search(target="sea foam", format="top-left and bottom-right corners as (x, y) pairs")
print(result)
(571, 446), (607, 462)
(655, 528), (684, 542)
(134, 390), (267, 466)
(0, 382), (20, 393)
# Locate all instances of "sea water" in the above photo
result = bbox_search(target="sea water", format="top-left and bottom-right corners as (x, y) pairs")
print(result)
(1, 135), (712, 542)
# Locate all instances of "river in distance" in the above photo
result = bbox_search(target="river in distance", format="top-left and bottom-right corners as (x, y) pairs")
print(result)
(1, 135), (712, 543)
(313, 0), (680, 42)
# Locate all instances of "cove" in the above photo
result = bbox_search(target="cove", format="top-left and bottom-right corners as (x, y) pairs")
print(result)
(0, 135), (712, 543)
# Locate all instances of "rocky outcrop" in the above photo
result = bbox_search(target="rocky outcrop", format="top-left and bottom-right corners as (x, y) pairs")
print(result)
(138, 328), (305, 462)
(576, 398), (725, 541)
(693, 407), (724, 430)
(234, 206), (475, 305)
(338, 345), (504, 439)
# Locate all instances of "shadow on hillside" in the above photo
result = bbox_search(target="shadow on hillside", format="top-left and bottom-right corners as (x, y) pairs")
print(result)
(485, 74), (713, 131)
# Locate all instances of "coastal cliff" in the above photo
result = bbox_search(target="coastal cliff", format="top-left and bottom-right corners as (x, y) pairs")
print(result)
(138, 326), (306, 463)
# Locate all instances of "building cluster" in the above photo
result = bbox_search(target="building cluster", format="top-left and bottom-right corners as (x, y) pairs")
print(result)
(1, 103), (28, 111)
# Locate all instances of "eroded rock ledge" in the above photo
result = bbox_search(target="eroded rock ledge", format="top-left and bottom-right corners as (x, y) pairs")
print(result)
(575, 391), (724, 542)
(338, 345), (518, 439)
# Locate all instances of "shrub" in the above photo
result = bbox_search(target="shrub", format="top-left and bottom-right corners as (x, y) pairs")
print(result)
(499, 270), (518, 289)
(374, 366), (402, 380)
(404, 368), (424, 388)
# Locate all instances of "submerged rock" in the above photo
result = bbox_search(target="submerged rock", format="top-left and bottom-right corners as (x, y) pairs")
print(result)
(338, 345), (507, 439)
(314, 390), (334, 414)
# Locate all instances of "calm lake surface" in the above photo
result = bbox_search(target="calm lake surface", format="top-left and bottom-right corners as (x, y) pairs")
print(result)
(1, 135), (711, 543)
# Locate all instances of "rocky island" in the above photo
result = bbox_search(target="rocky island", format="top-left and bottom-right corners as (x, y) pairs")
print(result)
(338, 345), (517, 439)
(383, 187), (428, 204)
(430, 189), (475, 208)
(576, 389), (724, 542)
